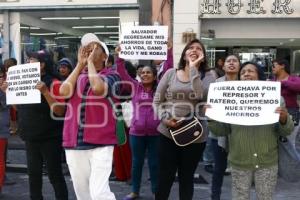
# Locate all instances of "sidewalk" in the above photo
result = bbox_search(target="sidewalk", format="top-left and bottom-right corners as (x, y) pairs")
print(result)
(4, 135), (300, 200)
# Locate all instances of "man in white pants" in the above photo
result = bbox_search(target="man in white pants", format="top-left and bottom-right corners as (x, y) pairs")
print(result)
(60, 33), (121, 200)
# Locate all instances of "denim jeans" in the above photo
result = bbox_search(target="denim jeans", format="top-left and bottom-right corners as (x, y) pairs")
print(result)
(203, 137), (214, 165)
(211, 138), (228, 200)
(129, 135), (159, 194)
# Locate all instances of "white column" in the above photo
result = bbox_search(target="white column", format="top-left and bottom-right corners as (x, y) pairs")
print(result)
(119, 10), (139, 65)
(119, 10), (139, 28)
(10, 12), (21, 63)
(173, 0), (200, 65)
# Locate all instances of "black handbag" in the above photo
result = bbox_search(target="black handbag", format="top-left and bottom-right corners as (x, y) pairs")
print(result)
(169, 114), (203, 146)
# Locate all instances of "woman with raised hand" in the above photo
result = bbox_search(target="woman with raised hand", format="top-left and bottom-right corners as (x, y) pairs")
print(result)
(153, 39), (207, 200)
(60, 33), (120, 200)
(2, 50), (68, 200)
(272, 59), (300, 125)
(209, 54), (241, 200)
(115, 46), (161, 200)
(208, 61), (294, 200)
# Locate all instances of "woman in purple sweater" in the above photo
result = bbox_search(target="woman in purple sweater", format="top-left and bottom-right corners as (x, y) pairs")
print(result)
(115, 47), (162, 200)
(272, 59), (300, 125)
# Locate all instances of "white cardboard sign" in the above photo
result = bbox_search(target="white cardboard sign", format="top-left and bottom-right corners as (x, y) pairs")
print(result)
(206, 81), (281, 126)
(6, 63), (41, 104)
(119, 25), (168, 60)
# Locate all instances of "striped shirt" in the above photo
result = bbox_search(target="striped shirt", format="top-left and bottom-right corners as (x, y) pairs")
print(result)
(74, 73), (120, 150)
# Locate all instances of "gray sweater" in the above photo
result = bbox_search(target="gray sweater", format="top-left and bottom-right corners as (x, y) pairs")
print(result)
(208, 76), (229, 149)
(153, 67), (217, 142)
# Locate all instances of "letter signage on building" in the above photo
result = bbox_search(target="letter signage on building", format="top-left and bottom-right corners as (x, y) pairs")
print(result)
(200, 0), (298, 18)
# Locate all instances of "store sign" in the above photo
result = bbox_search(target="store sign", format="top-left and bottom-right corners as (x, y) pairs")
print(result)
(0, 0), (137, 7)
(200, 0), (297, 17)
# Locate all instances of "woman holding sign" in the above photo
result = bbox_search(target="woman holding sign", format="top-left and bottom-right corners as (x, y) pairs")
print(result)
(209, 54), (240, 200)
(208, 62), (294, 200)
(153, 39), (208, 200)
(0, 51), (68, 200)
(116, 46), (161, 200)
(19, 51), (68, 200)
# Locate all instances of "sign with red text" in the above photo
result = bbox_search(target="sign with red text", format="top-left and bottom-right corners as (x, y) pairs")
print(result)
(206, 81), (281, 125)
(119, 25), (168, 60)
(6, 63), (41, 104)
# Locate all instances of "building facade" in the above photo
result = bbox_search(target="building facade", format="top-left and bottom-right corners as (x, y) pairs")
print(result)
(173, 0), (300, 75)
(0, 0), (139, 64)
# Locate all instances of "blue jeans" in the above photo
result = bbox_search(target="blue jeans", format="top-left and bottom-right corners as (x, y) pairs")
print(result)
(129, 135), (159, 194)
(211, 138), (228, 200)
(203, 137), (214, 165)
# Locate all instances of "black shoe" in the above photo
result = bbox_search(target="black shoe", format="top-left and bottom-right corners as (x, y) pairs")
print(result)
(224, 171), (231, 176)
(204, 165), (214, 174)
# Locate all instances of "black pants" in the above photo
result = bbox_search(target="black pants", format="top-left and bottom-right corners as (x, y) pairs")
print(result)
(25, 138), (68, 200)
(155, 135), (205, 200)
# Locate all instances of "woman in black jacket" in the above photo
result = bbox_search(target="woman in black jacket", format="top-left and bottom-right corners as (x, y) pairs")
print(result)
(17, 50), (68, 200)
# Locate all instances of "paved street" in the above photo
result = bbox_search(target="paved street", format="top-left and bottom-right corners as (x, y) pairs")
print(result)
(3, 135), (300, 200)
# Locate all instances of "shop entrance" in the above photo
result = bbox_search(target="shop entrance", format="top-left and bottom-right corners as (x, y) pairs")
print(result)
(233, 48), (276, 78)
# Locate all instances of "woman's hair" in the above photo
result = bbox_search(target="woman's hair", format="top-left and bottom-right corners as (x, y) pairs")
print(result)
(239, 61), (266, 80)
(272, 59), (290, 74)
(178, 39), (208, 73)
(224, 54), (241, 66)
(0, 65), (6, 78)
(124, 61), (137, 79)
(143, 65), (158, 91)
(136, 64), (145, 70)
(27, 50), (60, 80)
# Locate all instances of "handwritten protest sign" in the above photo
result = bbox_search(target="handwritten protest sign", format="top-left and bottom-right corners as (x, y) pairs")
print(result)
(119, 25), (168, 60)
(206, 81), (281, 126)
(6, 63), (41, 104)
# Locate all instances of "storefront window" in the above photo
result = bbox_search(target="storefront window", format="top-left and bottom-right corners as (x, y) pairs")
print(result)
(18, 9), (120, 67)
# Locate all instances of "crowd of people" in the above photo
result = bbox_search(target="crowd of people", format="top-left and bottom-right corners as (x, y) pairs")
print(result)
(0, 33), (300, 200)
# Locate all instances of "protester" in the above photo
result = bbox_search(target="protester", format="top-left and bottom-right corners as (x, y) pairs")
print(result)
(111, 60), (135, 182)
(214, 58), (225, 78)
(60, 33), (120, 200)
(3, 58), (17, 72)
(201, 58), (218, 175)
(107, 54), (115, 68)
(3, 58), (18, 135)
(135, 64), (144, 82)
(208, 61), (294, 200)
(153, 39), (207, 200)
(57, 57), (73, 80)
(209, 55), (240, 200)
(272, 59), (300, 125)
(0, 66), (10, 195)
(1, 50), (68, 200)
(116, 46), (160, 200)
(152, 41), (173, 80)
